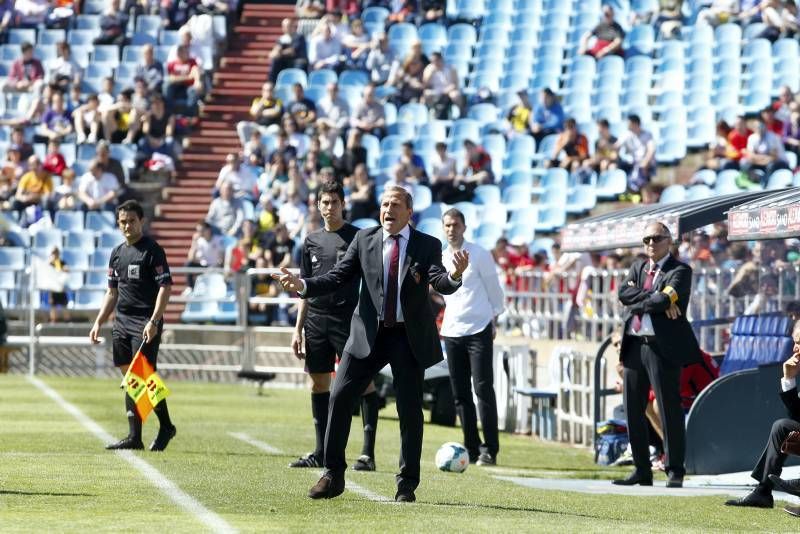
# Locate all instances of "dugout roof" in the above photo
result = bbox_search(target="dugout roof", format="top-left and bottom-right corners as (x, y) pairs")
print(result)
(727, 187), (800, 241)
(561, 190), (770, 252)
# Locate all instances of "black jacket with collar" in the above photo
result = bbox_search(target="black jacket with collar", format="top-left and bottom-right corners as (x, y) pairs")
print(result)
(618, 255), (702, 366)
(303, 225), (460, 369)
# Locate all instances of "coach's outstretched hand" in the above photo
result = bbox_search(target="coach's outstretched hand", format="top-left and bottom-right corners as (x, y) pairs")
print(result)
(89, 322), (101, 344)
(451, 249), (470, 279)
(272, 267), (304, 293)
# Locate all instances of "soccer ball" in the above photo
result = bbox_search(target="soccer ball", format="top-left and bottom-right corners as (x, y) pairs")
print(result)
(435, 442), (469, 473)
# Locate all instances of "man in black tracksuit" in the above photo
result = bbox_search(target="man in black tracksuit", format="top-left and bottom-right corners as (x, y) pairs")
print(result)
(90, 199), (176, 452)
(289, 181), (381, 471)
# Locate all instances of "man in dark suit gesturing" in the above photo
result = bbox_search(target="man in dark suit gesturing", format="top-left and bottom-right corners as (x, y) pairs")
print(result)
(615, 222), (702, 488)
(274, 186), (469, 502)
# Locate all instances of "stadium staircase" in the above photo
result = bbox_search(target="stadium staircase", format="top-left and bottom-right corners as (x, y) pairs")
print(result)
(151, 1), (294, 322)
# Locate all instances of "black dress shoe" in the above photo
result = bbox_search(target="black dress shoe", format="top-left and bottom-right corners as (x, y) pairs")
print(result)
(768, 474), (800, 498)
(785, 504), (800, 517)
(308, 474), (345, 500)
(724, 490), (774, 508)
(666, 473), (684, 488)
(395, 490), (416, 503)
(612, 471), (653, 486)
(149, 425), (177, 452)
(105, 436), (144, 450)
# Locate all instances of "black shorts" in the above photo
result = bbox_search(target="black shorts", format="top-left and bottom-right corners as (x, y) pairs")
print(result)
(304, 311), (350, 374)
(112, 314), (161, 369)
(49, 291), (68, 307)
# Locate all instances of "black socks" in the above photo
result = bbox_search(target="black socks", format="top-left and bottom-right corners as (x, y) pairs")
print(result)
(125, 393), (142, 440)
(154, 399), (173, 430)
(361, 391), (378, 459)
(311, 392), (330, 460)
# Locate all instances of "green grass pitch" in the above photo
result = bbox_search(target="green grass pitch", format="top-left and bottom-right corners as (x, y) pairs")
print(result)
(0, 375), (794, 533)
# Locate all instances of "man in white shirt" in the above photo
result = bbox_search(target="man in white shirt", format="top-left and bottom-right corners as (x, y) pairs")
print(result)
(614, 114), (656, 192)
(215, 152), (259, 202)
(78, 160), (119, 211)
(440, 208), (505, 465)
(316, 83), (350, 132)
(309, 22), (342, 71)
(727, 321), (800, 512)
(184, 220), (224, 287)
(741, 114), (790, 188)
(277, 188), (309, 239)
(422, 52), (463, 120)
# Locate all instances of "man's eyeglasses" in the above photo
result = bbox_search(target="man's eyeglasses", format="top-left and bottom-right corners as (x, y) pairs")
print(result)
(642, 235), (669, 245)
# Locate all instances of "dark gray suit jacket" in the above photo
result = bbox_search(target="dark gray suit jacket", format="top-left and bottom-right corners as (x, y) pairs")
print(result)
(303, 226), (460, 369)
(618, 255), (702, 367)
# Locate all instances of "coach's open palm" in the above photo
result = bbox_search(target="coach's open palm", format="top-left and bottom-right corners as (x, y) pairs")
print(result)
(272, 267), (303, 293)
(451, 249), (470, 278)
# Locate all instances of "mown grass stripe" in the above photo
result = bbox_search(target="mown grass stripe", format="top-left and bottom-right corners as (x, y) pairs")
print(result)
(28, 376), (238, 534)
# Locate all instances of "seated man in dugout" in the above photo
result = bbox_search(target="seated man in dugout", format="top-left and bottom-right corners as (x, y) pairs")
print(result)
(726, 320), (800, 512)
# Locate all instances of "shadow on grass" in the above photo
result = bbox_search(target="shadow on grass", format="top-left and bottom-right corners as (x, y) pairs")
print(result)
(419, 500), (616, 520)
(0, 489), (96, 497)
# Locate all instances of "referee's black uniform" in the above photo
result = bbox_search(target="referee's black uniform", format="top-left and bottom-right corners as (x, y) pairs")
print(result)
(109, 235), (172, 367)
(107, 234), (176, 451)
(300, 224), (359, 374)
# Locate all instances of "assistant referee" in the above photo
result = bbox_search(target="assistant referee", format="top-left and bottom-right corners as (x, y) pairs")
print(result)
(89, 200), (176, 452)
(289, 180), (381, 471)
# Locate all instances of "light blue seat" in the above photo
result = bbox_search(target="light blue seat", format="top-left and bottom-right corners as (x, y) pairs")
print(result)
(686, 184), (712, 201)
(533, 168), (568, 195)
(508, 135), (535, 155)
(507, 205), (538, 227)
(362, 6), (390, 25)
(92, 45), (120, 66)
(74, 14), (101, 30)
(122, 45), (144, 63)
(275, 68), (307, 88)
(0, 247), (25, 269)
(8, 29), (36, 45)
(74, 289), (105, 310)
(135, 15), (162, 38)
(412, 184), (433, 212)
(475, 222), (504, 241)
(54, 211), (84, 233)
(473, 184), (501, 205)
(419, 22), (447, 53)
(625, 24), (654, 57)
(506, 223), (535, 246)
(86, 211), (116, 233)
(691, 169), (717, 187)
(339, 69), (369, 88)
(419, 202), (450, 221)
(33, 229), (63, 251)
(61, 248), (89, 269)
(504, 151), (532, 174)
(308, 68), (337, 87)
(38, 29), (66, 45)
(566, 184), (597, 214)
(130, 32), (157, 46)
(99, 231), (123, 249)
(380, 134), (407, 153)
(503, 170), (533, 190)
(180, 300), (218, 323)
(767, 169), (793, 190)
(159, 29), (180, 46)
(534, 206), (566, 232)
(351, 218), (379, 229)
(68, 29), (100, 46)
(595, 169), (627, 199)
(450, 119), (481, 144)
(467, 103), (499, 124)
(714, 23), (742, 46)
(660, 184), (686, 204)
(452, 0), (486, 21)
(415, 218), (446, 242)
(501, 185), (532, 210)
(451, 202), (479, 228)
(214, 300), (239, 324)
(447, 23), (477, 46)
(66, 230), (96, 250)
(397, 102), (428, 127)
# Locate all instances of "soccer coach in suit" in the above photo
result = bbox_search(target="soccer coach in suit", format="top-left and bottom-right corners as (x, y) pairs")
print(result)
(274, 185), (469, 502)
(614, 221), (701, 489)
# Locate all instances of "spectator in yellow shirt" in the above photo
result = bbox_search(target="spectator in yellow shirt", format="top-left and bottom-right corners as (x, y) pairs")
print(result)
(13, 155), (53, 213)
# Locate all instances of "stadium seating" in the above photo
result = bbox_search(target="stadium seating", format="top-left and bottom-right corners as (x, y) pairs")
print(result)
(720, 314), (794, 375)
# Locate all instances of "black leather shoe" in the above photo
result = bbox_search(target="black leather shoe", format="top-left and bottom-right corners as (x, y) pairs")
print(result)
(308, 474), (345, 499)
(724, 490), (774, 508)
(612, 471), (653, 486)
(105, 436), (144, 450)
(666, 473), (684, 488)
(768, 474), (800, 498)
(395, 490), (416, 503)
(149, 425), (177, 452)
(785, 504), (800, 517)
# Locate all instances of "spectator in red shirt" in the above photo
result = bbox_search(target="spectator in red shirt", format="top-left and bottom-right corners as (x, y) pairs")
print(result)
(453, 139), (493, 202)
(166, 45), (204, 114)
(761, 106), (784, 136)
(725, 115), (752, 169)
(4, 42), (44, 94)
(42, 139), (67, 176)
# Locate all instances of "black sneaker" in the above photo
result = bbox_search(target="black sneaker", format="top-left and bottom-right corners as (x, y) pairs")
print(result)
(352, 455), (376, 471)
(289, 452), (323, 468)
(476, 452), (496, 466)
(106, 436), (144, 450)
(149, 425), (177, 452)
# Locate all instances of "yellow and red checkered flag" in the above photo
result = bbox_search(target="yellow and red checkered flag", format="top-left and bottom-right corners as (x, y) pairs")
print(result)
(123, 345), (170, 423)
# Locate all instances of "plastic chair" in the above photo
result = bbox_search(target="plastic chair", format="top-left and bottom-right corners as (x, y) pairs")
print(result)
(412, 184), (433, 212)
(275, 68), (307, 88)
(501, 185), (532, 210)
(66, 230), (96, 250)
(473, 184), (501, 205)
(0, 247), (25, 269)
(85, 211), (116, 233)
(766, 169), (793, 190)
(308, 69), (337, 87)
(54, 211), (84, 233)
(8, 29), (36, 45)
(660, 184), (686, 204)
(595, 169), (627, 199)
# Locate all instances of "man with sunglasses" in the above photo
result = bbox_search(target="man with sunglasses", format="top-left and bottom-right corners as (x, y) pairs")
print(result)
(614, 222), (702, 489)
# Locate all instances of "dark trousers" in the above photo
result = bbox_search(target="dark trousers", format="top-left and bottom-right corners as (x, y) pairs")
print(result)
(444, 323), (499, 458)
(324, 324), (425, 492)
(751, 418), (800, 487)
(622, 337), (686, 477)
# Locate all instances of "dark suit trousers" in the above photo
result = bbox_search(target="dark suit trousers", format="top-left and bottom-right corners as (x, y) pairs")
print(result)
(444, 323), (499, 458)
(623, 337), (686, 477)
(324, 324), (425, 492)
(751, 418), (800, 487)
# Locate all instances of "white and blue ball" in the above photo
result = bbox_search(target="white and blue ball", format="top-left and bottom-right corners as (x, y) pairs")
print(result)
(435, 442), (469, 473)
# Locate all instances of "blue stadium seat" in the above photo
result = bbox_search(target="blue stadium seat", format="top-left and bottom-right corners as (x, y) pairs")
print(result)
(715, 169), (742, 195)
(475, 222), (504, 242)
(130, 32), (157, 46)
(66, 230), (96, 250)
(98, 231), (122, 249)
(595, 169), (627, 199)
(68, 29), (99, 46)
(534, 206), (567, 232)
(74, 14), (101, 30)
(86, 211), (116, 233)
(452, 202), (480, 227)
(660, 184), (686, 204)
(506, 223), (535, 246)
(159, 29), (180, 46)
(415, 218), (446, 242)
(8, 29), (36, 45)
(501, 185), (532, 210)
(33, 229), (63, 251)
(181, 300), (218, 323)
(451, 0), (486, 21)
(54, 211), (84, 233)
(38, 29), (66, 45)
(686, 184), (712, 201)
(766, 169), (793, 190)
(473, 184), (501, 205)
(362, 6), (390, 26)
(351, 218), (379, 229)
(397, 102), (428, 127)
(92, 45), (120, 66)
(412, 184), (433, 212)
(0, 247), (25, 269)
(625, 24), (655, 57)
(447, 23), (477, 46)
(419, 22), (447, 54)
(135, 15), (162, 38)
(308, 68), (337, 87)
(74, 289), (105, 310)
(275, 68), (307, 88)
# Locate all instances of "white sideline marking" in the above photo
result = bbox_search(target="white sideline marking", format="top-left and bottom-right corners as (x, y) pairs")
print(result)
(227, 432), (283, 455)
(228, 432), (391, 503)
(27, 376), (237, 534)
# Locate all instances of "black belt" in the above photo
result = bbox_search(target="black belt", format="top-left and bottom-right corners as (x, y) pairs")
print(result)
(632, 335), (657, 345)
(380, 321), (405, 330)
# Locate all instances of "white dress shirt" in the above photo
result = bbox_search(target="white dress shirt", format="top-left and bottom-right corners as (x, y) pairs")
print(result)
(380, 224), (411, 323)
(627, 253), (670, 337)
(782, 377), (800, 395)
(441, 241), (505, 337)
